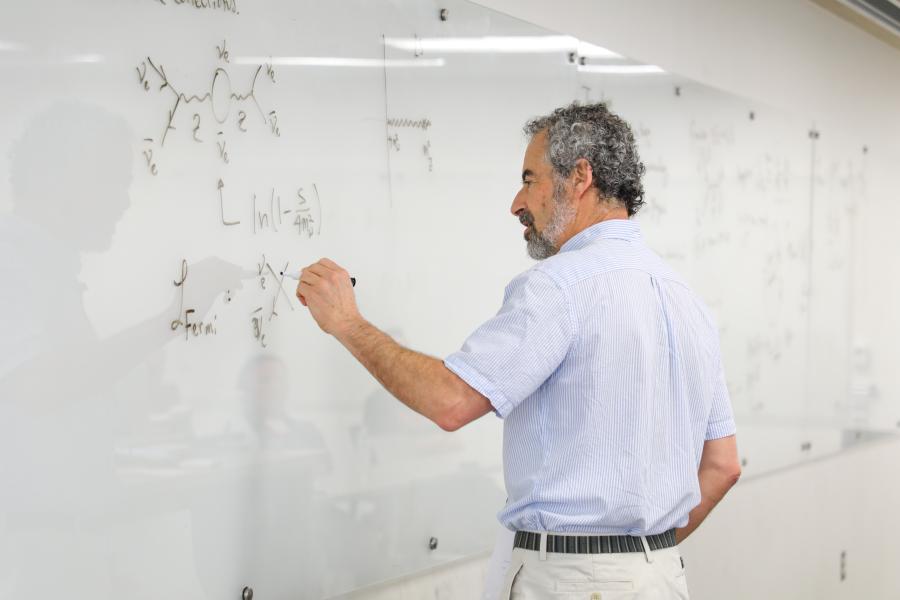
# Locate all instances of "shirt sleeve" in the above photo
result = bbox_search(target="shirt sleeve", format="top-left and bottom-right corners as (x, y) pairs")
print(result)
(444, 268), (574, 418)
(705, 347), (737, 440)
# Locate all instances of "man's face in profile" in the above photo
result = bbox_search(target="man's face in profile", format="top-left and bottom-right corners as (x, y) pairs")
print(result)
(511, 130), (576, 260)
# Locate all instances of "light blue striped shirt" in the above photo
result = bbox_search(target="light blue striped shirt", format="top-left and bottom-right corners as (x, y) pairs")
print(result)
(445, 219), (736, 535)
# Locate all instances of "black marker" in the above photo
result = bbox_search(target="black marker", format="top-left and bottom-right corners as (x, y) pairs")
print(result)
(281, 270), (356, 287)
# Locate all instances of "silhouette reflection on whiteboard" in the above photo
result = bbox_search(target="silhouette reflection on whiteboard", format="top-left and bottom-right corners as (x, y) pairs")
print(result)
(0, 102), (244, 596)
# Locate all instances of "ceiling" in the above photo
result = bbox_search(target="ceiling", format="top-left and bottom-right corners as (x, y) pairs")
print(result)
(810, 0), (900, 50)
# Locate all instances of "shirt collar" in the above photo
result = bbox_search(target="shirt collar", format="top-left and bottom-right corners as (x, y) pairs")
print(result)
(559, 219), (643, 253)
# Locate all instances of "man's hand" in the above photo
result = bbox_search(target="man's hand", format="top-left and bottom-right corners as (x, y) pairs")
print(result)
(296, 258), (362, 336)
(675, 435), (741, 543)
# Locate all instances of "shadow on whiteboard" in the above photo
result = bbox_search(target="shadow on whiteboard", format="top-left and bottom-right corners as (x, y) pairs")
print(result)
(0, 102), (244, 597)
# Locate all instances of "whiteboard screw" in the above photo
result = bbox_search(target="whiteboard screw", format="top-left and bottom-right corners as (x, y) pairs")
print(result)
(242, 587), (253, 600)
(428, 537), (439, 550)
(439, 8), (448, 21)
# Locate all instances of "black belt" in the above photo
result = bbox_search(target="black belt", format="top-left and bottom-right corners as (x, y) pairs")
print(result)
(513, 529), (677, 554)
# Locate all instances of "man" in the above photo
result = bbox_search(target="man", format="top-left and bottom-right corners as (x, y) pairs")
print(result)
(296, 102), (741, 599)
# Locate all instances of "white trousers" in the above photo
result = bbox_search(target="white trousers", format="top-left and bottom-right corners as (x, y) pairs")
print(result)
(500, 534), (690, 600)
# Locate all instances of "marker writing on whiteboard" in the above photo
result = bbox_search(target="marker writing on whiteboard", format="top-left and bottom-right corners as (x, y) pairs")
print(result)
(281, 270), (356, 287)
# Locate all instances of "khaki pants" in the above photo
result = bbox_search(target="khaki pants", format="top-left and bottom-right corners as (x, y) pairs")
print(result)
(500, 534), (690, 600)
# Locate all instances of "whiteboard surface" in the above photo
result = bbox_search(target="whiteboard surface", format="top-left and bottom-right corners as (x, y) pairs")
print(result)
(0, 0), (895, 597)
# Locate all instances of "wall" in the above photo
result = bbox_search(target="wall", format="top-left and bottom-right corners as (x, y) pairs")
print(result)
(349, 1), (900, 598)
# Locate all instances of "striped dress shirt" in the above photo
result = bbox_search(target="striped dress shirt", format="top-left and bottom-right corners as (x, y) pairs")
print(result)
(445, 219), (736, 535)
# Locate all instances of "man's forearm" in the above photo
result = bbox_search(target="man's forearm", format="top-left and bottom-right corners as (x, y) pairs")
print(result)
(675, 467), (740, 543)
(335, 318), (465, 429)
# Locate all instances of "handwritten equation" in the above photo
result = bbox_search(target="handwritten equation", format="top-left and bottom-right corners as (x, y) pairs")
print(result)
(250, 255), (295, 348)
(218, 178), (322, 237)
(156, 0), (239, 15)
(170, 259), (219, 339)
(169, 254), (297, 349)
(137, 41), (278, 175)
(387, 116), (434, 172)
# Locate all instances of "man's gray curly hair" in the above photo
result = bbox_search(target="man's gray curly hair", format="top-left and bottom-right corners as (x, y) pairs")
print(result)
(524, 101), (646, 217)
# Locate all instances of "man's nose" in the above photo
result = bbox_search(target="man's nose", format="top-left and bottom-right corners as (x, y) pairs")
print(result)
(510, 190), (525, 217)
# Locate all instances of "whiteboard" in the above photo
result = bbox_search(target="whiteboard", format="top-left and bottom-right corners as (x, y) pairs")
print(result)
(0, 0), (895, 598)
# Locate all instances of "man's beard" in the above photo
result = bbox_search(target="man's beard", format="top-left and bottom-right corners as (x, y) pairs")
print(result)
(520, 179), (577, 260)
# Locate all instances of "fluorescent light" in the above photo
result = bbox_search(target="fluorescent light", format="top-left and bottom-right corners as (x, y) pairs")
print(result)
(0, 41), (25, 52)
(384, 35), (621, 57)
(234, 56), (444, 68)
(64, 54), (104, 64)
(385, 35), (573, 53)
(576, 41), (621, 59)
(578, 64), (665, 75)
(384, 35), (618, 56)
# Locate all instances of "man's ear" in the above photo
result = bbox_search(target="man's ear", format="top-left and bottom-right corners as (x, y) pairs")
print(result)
(572, 158), (593, 198)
